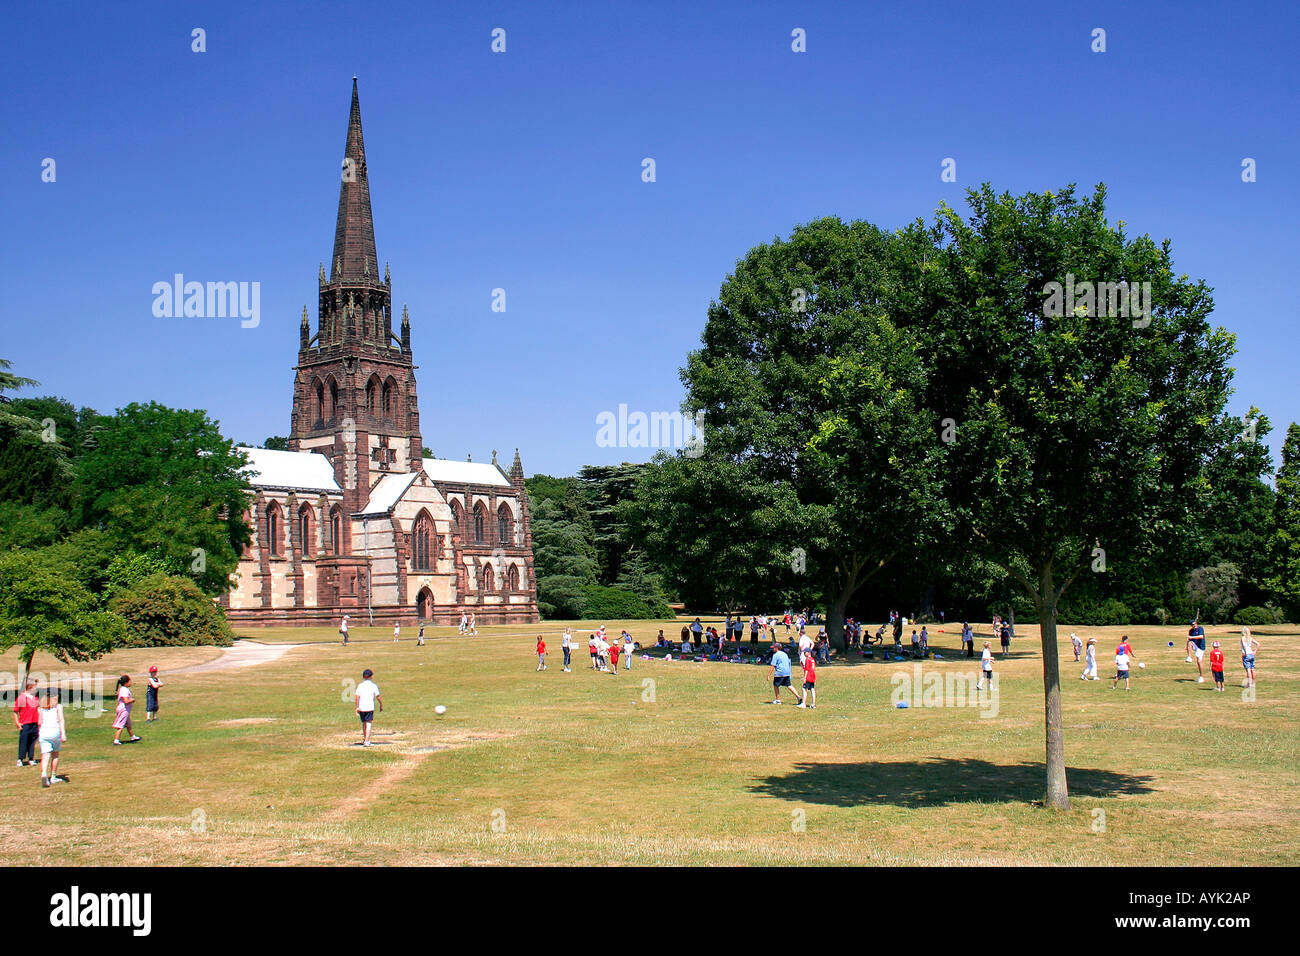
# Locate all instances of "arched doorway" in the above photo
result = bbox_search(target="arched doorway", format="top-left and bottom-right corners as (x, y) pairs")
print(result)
(416, 586), (434, 621)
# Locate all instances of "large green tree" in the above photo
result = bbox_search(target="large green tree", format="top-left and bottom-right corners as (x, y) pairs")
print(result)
(1266, 422), (1300, 620)
(637, 217), (949, 646)
(77, 402), (253, 594)
(894, 184), (1235, 807)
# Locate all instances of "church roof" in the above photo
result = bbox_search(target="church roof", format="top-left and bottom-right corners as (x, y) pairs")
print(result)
(422, 457), (512, 488)
(358, 470), (420, 516)
(239, 447), (341, 493)
(332, 77), (379, 281)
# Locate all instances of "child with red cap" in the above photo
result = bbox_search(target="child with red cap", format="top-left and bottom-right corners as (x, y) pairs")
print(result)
(146, 666), (163, 722)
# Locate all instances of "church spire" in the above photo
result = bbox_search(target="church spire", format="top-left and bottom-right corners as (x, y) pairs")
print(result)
(332, 77), (378, 282)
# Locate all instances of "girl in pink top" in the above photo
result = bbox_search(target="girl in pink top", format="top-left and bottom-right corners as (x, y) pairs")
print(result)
(112, 675), (141, 745)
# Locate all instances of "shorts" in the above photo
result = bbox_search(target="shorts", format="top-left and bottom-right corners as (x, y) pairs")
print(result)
(358, 710), (374, 724)
(802, 681), (815, 690)
(1116, 669), (1129, 680)
(38, 736), (61, 755)
(1194, 647), (1204, 660)
(1213, 670), (1224, 684)
(773, 676), (792, 688)
(1242, 655), (1256, 669)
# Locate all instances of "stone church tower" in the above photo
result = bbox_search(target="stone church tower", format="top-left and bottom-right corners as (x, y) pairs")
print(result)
(223, 79), (539, 628)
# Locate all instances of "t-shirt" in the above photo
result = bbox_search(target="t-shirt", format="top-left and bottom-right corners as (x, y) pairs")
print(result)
(798, 634), (812, 655)
(1115, 651), (1130, 670)
(536, 640), (546, 654)
(981, 649), (993, 671)
(561, 634), (571, 648)
(691, 622), (703, 634)
(1189, 625), (1205, 649)
(801, 657), (816, 683)
(1241, 634), (1254, 656)
(771, 650), (792, 678)
(13, 692), (39, 725)
(340, 618), (349, 632)
(1209, 649), (1225, 671)
(355, 679), (380, 711)
(37, 705), (63, 738)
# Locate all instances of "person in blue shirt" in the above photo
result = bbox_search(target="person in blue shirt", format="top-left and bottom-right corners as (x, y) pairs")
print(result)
(769, 644), (800, 705)
(1185, 616), (1207, 683)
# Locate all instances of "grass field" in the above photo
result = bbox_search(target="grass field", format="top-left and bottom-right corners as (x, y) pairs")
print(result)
(1, 619), (1295, 866)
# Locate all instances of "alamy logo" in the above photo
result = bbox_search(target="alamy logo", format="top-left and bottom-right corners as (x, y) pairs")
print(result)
(49, 886), (151, 936)
(595, 404), (705, 456)
(152, 274), (261, 328)
(1042, 274), (1151, 328)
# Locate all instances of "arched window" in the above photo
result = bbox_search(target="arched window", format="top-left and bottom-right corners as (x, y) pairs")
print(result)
(497, 503), (513, 545)
(365, 377), (377, 416)
(473, 503), (486, 543)
(266, 502), (282, 557)
(330, 506), (344, 555)
(413, 512), (435, 571)
(480, 563), (495, 592)
(299, 505), (315, 558)
(450, 499), (463, 537)
(506, 564), (520, 591)
(312, 378), (324, 425)
(382, 378), (395, 418)
(328, 379), (339, 421)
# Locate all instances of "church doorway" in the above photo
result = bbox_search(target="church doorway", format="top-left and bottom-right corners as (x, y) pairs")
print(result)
(416, 586), (434, 621)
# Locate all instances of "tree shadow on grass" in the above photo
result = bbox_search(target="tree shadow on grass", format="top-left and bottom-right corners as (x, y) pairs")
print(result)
(749, 758), (1155, 807)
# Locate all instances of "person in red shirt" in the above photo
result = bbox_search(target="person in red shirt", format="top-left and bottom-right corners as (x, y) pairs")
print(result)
(1209, 641), (1226, 692)
(608, 639), (620, 673)
(13, 678), (40, 766)
(536, 636), (547, 671)
(798, 654), (817, 709)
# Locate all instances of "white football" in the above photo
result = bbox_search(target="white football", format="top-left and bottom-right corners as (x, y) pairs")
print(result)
(434, 705), (447, 715)
(1138, 662), (1146, 669)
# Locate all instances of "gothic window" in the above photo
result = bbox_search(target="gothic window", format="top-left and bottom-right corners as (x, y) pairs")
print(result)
(328, 380), (339, 421)
(506, 564), (520, 591)
(497, 503), (513, 545)
(330, 506), (344, 554)
(313, 378), (324, 424)
(481, 563), (495, 592)
(473, 503), (486, 543)
(450, 499), (463, 536)
(413, 512), (434, 571)
(266, 503), (283, 557)
(365, 378), (377, 416)
(299, 505), (315, 558)
(382, 378), (394, 418)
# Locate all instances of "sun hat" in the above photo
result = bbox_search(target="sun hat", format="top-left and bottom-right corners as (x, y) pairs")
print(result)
(148, 665), (158, 673)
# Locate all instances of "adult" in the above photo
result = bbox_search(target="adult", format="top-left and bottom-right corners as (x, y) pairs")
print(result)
(339, 613), (351, 645)
(962, 622), (974, 658)
(1240, 627), (1259, 687)
(797, 628), (813, 662)
(1081, 637), (1098, 680)
(13, 678), (39, 767)
(355, 668), (382, 746)
(467, 612), (478, 636)
(623, 631), (634, 670)
(1186, 617), (1207, 683)
(561, 628), (573, 672)
(459, 611), (468, 635)
(892, 613), (903, 646)
(999, 621), (1011, 658)
(38, 690), (66, 788)
(769, 644), (800, 705)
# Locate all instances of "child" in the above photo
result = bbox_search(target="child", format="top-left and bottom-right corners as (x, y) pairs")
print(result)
(417, 622), (426, 646)
(354, 669), (382, 746)
(910, 629), (920, 658)
(536, 636), (547, 671)
(112, 675), (140, 745)
(393, 622), (401, 642)
(146, 666), (162, 722)
(1069, 633), (1083, 662)
(918, 626), (929, 659)
(1000, 622), (1012, 658)
(798, 652), (817, 709)
(1240, 627), (1259, 687)
(1111, 636), (1137, 690)
(623, 632), (634, 669)
(1209, 641), (1226, 691)
(37, 690), (66, 788)
(608, 638), (620, 673)
(468, 612), (478, 636)
(561, 628), (573, 672)
(962, 622), (974, 658)
(589, 633), (600, 670)
(978, 641), (994, 691)
(1081, 637), (1098, 680)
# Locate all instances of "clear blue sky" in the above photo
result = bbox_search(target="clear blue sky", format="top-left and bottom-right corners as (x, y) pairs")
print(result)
(3, 0), (1296, 477)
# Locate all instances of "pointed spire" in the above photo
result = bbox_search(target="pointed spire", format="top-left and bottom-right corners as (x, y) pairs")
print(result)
(300, 305), (310, 348)
(332, 77), (378, 282)
(384, 261), (390, 284)
(509, 447), (524, 482)
(319, 262), (326, 285)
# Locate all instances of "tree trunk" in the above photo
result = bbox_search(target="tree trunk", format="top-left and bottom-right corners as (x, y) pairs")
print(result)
(1037, 566), (1070, 809)
(826, 581), (852, 651)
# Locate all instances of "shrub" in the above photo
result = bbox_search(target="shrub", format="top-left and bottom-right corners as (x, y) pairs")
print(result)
(1061, 597), (1132, 626)
(582, 584), (672, 621)
(109, 573), (234, 647)
(1233, 604), (1285, 626)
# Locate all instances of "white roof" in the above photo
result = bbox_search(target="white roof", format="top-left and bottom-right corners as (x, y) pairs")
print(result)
(360, 471), (420, 515)
(239, 447), (341, 493)
(422, 457), (511, 488)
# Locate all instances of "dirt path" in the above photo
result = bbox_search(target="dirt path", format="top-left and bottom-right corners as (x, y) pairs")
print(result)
(169, 640), (304, 675)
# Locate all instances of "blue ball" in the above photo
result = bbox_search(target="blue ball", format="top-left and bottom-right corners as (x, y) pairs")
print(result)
(1167, 641), (1174, 647)
(896, 701), (909, 709)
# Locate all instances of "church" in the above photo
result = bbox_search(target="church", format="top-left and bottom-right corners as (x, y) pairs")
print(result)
(222, 79), (539, 628)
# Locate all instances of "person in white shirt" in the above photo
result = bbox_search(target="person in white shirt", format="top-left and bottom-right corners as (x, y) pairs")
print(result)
(1069, 632), (1083, 661)
(38, 691), (67, 788)
(354, 669), (382, 747)
(393, 622), (401, 642)
(459, 612), (468, 635)
(468, 613), (478, 635)
(561, 628), (573, 672)
(622, 632), (634, 670)
(1081, 637), (1098, 680)
(978, 641), (994, 691)
(1240, 627), (1259, 687)
(339, 614), (350, 645)
(798, 630), (813, 661)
